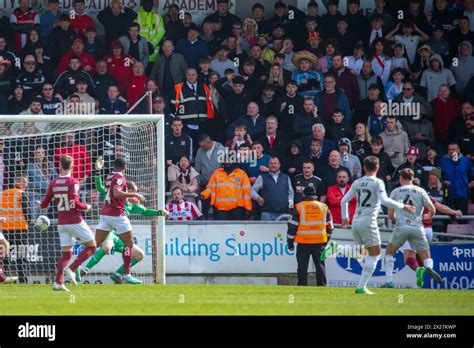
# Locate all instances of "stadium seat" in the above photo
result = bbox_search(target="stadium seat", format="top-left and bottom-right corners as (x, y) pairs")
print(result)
(446, 224), (474, 235)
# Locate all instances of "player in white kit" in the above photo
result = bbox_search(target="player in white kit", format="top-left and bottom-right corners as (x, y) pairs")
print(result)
(341, 156), (415, 294)
(382, 168), (442, 288)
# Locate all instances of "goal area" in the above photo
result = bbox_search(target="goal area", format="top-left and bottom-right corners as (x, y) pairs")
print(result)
(0, 114), (166, 285)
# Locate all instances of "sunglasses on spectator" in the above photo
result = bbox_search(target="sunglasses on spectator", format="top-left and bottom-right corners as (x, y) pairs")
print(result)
(403, 87), (412, 90)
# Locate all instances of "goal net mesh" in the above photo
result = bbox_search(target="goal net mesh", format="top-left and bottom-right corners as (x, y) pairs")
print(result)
(0, 120), (160, 285)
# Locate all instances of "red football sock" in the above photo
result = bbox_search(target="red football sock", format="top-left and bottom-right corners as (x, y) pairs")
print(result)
(416, 254), (423, 266)
(122, 244), (133, 275)
(406, 256), (419, 271)
(69, 246), (97, 272)
(55, 251), (73, 284)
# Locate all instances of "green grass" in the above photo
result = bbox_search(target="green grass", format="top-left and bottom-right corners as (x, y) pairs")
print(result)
(1, 284), (473, 315)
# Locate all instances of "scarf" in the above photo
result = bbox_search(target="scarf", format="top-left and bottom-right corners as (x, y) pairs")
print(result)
(178, 168), (191, 185)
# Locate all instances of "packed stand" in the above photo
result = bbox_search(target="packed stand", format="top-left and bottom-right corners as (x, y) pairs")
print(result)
(0, 0), (473, 227)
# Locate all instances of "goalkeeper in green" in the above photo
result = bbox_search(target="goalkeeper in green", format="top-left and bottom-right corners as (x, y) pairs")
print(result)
(78, 158), (167, 284)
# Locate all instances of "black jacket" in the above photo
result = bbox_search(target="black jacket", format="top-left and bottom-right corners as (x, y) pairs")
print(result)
(48, 27), (77, 65)
(255, 131), (289, 166)
(363, 150), (395, 180)
(215, 78), (251, 124)
(391, 161), (427, 188)
(93, 73), (118, 103)
(97, 6), (138, 50)
(54, 69), (95, 99)
(293, 111), (324, 139)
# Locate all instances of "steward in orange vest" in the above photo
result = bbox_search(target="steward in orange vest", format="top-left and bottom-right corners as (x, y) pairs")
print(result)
(172, 70), (214, 144)
(0, 176), (33, 284)
(287, 186), (334, 286)
(200, 162), (252, 220)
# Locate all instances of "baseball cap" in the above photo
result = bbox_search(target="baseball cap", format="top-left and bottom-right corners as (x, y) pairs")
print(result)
(111, 40), (122, 48)
(406, 146), (419, 156)
(303, 186), (317, 196)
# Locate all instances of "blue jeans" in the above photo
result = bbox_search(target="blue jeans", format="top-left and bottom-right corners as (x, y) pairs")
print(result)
(260, 212), (284, 221)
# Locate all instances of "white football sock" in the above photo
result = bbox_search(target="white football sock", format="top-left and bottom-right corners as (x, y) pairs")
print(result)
(384, 255), (395, 283)
(357, 255), (380, 289)
(423, 258), (434, 269)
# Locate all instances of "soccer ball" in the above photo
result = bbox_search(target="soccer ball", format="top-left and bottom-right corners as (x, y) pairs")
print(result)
(35, 215), (50, 231)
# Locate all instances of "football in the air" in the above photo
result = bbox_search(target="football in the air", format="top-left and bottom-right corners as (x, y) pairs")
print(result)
(35, 215), (50, 231)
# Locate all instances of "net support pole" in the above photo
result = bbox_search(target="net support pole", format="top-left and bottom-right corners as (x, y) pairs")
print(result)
(154, 95), (166, 285)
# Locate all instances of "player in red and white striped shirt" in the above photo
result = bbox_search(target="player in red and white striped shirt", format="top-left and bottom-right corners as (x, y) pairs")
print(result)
(166, 187), (204, 221)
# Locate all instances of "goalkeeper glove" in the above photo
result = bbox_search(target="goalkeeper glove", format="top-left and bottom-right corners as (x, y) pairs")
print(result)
(287, 239), (295, 251)
(158, 210), (169, 218)
(95, 156), (104, 171)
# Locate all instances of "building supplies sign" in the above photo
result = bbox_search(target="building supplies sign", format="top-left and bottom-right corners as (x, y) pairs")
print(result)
(73, 223), (418, 288)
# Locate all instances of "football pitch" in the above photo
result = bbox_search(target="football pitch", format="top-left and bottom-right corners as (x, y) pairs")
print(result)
(1, 284), (473, 315)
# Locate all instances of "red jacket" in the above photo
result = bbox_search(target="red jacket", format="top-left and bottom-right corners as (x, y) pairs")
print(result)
(57, 50), (96, 75)
(126, 74), (148, 108)
(326, 183), (356, 224)
(431, 96), (461, 142)
(70, 14), (95, 41)
(54, 144), (92, 182)
(104, 54), (134, 94)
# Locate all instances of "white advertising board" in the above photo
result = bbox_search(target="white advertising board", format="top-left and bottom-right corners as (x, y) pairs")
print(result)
(76, 222), (417, 287)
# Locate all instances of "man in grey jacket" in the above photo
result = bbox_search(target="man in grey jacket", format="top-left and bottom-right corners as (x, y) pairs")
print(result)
(451, 41), (474, 95)
(194, 134), (226, 218)
(420, 54), (456, 102)
(119, 22), (150, 68)
(194, 134), (225, 186)
(150, 40), (188, 103)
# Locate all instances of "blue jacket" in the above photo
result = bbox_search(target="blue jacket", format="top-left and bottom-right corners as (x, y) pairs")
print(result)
(368, 114), (387, 136)
(175, 38), (209, 69)
(439, 154), (472, 199)
(314, 89), (352, 125)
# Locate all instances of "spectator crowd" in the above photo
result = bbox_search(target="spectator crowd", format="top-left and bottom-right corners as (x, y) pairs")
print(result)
(0, 0), (473, 225)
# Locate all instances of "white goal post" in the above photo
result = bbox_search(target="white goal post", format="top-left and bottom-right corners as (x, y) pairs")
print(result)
(0, 114), (166, 285)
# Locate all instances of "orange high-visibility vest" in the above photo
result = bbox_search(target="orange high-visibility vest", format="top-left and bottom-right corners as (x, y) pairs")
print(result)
(0, 188), (28, 230)
(294, 200), (328, 244)
(201, 168), (252, 211)
(173, 82), (215, 119)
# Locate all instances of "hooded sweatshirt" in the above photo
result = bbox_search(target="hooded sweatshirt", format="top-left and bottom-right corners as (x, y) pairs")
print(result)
(420, 53), (456, 101)
(379, 125), (410, 168)
(338, 138), (362, 179)
(451, 41), (474, 95)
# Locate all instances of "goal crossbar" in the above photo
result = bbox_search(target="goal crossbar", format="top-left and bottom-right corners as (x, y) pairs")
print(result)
(0, 114), (164, 123)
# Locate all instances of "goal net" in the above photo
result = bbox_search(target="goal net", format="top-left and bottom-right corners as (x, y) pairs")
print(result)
(0, 114), (166, 285)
